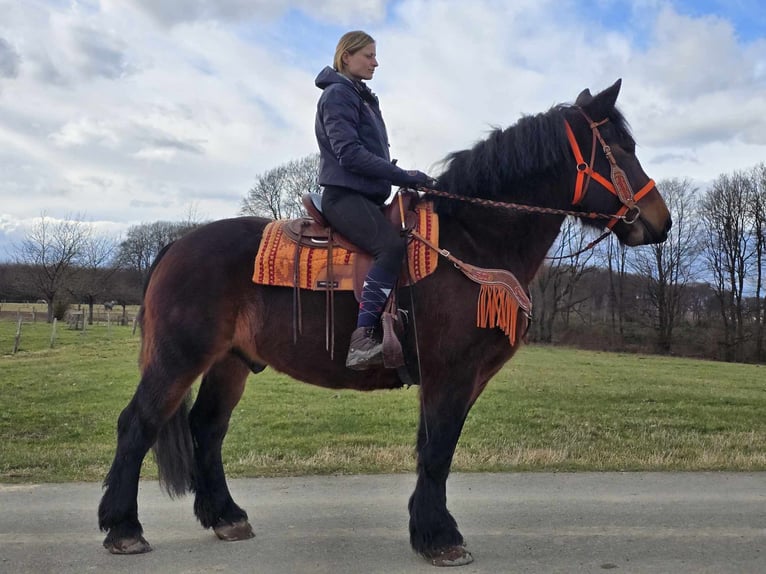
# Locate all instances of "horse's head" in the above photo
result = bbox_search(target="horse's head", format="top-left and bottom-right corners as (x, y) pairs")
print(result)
(565, 79), (672, 246)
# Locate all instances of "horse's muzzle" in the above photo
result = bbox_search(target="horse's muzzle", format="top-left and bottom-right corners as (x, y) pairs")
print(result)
(643, 213), (672, 245)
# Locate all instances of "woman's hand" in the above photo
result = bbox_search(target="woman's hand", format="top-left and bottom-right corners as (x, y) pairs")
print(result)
(405, 170), (439, 189)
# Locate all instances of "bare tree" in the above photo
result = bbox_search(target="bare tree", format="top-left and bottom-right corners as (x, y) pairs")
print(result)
(751, 163), (766, 361)
(241, 154), (320, 219)
(242, 165), (289, 219)
(529, 218), (596, 342)
(701, 171), (756, 361)
(116, 221), (200, 279)
(284, 154), (321, 211)
(630, 178), (701, 353)
(599, 234), (629, 339)
(68, 234), (119, 324)
(12, 214), (91, 322)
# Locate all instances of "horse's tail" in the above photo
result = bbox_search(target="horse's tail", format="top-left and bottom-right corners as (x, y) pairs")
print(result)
(138, 241), (196, 497)
(152, 390), (195, 497)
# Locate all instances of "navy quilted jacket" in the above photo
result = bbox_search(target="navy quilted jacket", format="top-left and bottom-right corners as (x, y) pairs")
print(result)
(314, 66), (416, 204)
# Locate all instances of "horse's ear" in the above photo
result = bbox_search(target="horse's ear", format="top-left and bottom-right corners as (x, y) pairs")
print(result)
(585, 79), (622, 120)
(575, 89), (593, 106)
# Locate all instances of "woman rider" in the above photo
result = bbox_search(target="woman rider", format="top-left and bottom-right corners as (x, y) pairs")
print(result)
(315, 30), (437, 370)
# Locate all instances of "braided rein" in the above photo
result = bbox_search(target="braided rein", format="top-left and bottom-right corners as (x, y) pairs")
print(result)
(417, 187), (632, 222)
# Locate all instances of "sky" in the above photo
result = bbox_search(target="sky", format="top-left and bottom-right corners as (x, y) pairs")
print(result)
(1, 0), (765, 260)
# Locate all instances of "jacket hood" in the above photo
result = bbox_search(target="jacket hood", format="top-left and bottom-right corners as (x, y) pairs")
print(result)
(315, 66), (379, 106)
(315, 66), (350, 90)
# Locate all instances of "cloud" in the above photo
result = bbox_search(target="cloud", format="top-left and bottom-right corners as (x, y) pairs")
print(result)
(640, 7), (758, 97)
(133, 137), (205, 162)
(146, 137), (205, 155)
(68, 24), (132, 80)
(0, 37), (21, 79)
(649, 150), (700, 166)
(121, 0), (388, 26)
(49, 118), (122, 149)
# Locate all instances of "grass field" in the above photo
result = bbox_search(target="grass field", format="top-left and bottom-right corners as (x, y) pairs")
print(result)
(1, 320), (765, 483)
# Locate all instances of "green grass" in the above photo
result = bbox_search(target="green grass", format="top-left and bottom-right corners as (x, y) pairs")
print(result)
(1, 320), (765, 483)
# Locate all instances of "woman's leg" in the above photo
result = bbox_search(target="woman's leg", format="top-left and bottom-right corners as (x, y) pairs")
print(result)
(321, 186), (405, 367)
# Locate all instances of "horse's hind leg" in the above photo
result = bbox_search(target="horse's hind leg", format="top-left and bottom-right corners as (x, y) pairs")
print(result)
(98, 358), (199, 554)
(189, 353), (255, 541)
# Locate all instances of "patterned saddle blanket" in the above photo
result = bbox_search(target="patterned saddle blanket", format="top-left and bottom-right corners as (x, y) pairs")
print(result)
(252, 200), (439, 298)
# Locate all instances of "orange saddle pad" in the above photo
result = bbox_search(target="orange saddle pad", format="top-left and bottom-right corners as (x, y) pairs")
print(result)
(252, 201), (439, 291)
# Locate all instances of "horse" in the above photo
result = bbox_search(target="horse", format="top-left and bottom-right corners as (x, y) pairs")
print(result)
(97, 79), (671, 566)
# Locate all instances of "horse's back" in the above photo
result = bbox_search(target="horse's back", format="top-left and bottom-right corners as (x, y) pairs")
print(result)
(178, 216), (269, 260)
(149, 216), (268, 283)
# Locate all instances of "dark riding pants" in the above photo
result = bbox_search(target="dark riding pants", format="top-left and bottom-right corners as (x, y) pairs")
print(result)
(321, 185), (406, 329)
(320, 185), (406, 275)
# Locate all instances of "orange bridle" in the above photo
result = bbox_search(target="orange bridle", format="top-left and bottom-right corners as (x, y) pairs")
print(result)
(564, 109), (655, 230)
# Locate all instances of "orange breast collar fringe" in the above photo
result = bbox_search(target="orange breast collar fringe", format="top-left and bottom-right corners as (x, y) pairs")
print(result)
(407, 230), (532, 346)
(252, 200), (439, 292)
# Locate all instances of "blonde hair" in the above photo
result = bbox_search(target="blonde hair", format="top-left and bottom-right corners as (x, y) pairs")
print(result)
(333, 30), (375, 72)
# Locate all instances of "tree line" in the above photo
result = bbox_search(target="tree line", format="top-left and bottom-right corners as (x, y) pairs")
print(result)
(1, 154), (763, 364)
(529, 165), (765, 364)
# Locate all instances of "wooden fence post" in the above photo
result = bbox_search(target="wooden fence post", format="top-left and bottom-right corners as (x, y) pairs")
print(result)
(13, 317), (22, 354)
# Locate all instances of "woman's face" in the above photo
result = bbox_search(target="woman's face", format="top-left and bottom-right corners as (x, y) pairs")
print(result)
(343, 42), (378, 81)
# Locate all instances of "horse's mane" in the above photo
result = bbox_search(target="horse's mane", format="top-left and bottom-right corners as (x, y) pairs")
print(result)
(434, 104), (632, 214)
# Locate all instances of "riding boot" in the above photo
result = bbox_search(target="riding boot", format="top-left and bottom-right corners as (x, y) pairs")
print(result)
(345, 264), (397, 370)
(345, 326), (384, 370)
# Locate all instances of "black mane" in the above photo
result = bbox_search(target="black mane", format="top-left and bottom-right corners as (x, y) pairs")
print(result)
(434, 104), (632, 214)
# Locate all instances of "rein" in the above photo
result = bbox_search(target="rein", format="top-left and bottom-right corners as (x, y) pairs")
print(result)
(418, 186), (626, 260)
(419, 187), (630, 222)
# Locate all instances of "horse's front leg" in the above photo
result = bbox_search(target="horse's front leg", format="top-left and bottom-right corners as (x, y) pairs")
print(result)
(409, 378), (475, 567)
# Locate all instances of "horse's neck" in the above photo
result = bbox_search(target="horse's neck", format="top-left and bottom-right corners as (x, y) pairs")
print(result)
(440, 203), (565, 286)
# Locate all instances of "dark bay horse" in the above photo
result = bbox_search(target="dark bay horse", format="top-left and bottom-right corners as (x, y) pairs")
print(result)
(98, 80), (671, 566)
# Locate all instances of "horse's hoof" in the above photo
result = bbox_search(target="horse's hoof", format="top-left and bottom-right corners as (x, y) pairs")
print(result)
(214, 519), (255, 541)
(424, 545), (474, 567)
(104, 535), (153, 555)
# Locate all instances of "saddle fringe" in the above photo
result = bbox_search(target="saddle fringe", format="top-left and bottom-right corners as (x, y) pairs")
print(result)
(477, 284), (522, 346)
(408, 229), (532, 347)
